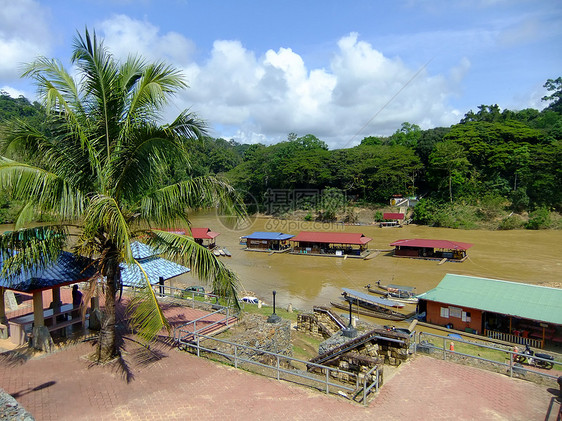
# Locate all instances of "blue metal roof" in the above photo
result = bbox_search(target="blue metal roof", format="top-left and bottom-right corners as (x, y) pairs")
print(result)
(120, 241), (190, 287)
(131, 241), (156, 259)
(342, 288), (401, 307)
(242, 232), (294, 241)
(0, 252), (96, 293)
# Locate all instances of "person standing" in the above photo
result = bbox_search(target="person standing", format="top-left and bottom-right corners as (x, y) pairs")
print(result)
(72, 285), (83, 307)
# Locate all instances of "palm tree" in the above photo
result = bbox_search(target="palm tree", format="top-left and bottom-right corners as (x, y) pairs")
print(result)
(0, 29), (242, 363)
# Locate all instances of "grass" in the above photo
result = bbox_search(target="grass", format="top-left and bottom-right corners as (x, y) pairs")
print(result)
(240, 303), (300, 322)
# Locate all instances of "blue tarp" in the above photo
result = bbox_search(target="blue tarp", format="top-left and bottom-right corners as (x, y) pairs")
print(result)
(241, 232), (294, 241)
(0, 251), (96, 293)
(342, 287), (400, 307)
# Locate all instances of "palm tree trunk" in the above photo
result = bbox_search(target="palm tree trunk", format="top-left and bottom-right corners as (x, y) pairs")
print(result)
(95, 249), (120, 363)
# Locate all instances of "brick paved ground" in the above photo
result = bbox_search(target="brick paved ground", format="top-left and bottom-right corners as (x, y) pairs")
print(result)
(1, 289), (561, 420)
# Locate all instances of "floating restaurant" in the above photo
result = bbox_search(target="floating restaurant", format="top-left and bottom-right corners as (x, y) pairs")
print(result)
(290, 231), (372, 258)
(241, 231), (294, 252)
(390, 238), (473, 262)
(417, 274), (562, 349)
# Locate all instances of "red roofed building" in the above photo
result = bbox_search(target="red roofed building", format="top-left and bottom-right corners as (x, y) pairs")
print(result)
(380, 212), (405, 227)
(390, 239), (473, 261)
(191, 228), (220, 248)
(291, 231), (372, 258)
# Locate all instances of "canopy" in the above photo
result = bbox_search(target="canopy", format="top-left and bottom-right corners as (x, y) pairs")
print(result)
(0, 251), (96, 293)
(342, 288), (402, 308)
(242, 232), (294, 241)
(390, 239), (473, 250)
(292, 231), (372, 245)
(120, 241), (190, 287)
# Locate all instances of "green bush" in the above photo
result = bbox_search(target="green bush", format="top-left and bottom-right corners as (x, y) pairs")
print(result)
(498, 214), (524, 230)
(525, 206), (552, 229)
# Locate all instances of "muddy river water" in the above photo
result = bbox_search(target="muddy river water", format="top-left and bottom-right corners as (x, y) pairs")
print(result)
(175, 213), (562, 313)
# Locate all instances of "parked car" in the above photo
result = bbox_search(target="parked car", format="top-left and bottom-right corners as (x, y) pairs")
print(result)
(240, 296), (259, 304)
(182, 286), (205, 298)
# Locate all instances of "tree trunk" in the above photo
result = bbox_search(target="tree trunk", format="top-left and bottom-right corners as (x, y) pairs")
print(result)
(95, 251), (120, 363)
(448, 172), (453, 203)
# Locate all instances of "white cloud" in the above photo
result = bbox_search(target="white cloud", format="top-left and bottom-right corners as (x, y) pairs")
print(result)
(99, 15), (195, 66)
(0, 0), (52, 82)
(173, 31), (464, 147)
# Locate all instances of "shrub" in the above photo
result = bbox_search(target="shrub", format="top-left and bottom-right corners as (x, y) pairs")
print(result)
(525, 206), (552, 229)
(498, 214), (524, 230)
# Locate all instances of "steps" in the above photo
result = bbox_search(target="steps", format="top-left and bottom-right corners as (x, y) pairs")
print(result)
(176, 316), (238, 344)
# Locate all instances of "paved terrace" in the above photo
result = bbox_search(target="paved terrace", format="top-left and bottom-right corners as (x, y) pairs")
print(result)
(0, 288), (560, 421)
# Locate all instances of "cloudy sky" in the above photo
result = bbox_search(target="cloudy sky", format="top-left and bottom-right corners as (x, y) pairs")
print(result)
(1, 0), (561, 148)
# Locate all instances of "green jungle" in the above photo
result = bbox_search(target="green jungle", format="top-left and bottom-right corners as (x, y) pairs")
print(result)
(1, 77), (561, 231)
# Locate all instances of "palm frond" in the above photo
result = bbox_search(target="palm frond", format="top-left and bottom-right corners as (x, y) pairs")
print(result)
(147, 230), (239, 307)
(82, 194), (132, 262)
(126, 259), (170, 344)
(0, 158), (86, 220)
(0, 226), (67, 279)
(138, 176), (245, 226)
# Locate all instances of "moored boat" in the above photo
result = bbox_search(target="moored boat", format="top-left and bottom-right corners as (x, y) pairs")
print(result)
(337, 287), (410, 321)
(364, 284), (419, 304)
(374, 281), (418, 302)
(330, 300), (406, 321)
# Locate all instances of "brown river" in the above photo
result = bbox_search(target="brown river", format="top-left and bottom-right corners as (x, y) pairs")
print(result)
(174, 212), (562, 314)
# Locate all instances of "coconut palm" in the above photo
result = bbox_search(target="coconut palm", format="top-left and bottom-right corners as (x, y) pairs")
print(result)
(0, 29), (242, 362)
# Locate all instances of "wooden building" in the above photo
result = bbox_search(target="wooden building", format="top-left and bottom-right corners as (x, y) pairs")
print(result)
(242, 232), (294, 251)
(191, 227), (220, 248)
(291, 231), (372, 258)
(380, 212), (405, 227)
(417, 274), (562, 348)
(390, 239), (472, 261)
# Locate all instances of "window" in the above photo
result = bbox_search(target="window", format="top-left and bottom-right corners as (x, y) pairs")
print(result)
(449, 306), (462, 318)
(440, 307), (449, 318)
(462, 311), (471, 322)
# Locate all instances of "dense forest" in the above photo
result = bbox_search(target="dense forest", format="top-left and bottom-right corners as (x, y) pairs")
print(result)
(1, 77), (561, 229)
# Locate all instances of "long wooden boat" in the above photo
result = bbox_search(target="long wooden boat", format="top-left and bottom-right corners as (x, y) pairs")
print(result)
(373, 281), (418, 302)
(330, 300), (406, 321)
(364, 284), (418, 304)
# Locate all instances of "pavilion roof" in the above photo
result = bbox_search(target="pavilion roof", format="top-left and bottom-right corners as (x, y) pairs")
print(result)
(0, 252), (96, 293)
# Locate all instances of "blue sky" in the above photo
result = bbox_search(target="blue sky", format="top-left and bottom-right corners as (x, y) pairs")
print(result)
(1, 0), (561, 148)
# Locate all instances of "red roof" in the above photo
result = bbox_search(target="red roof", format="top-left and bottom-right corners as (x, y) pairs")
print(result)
(191, 228), (220, 240)
(383, 212), (404, 220)
(390, 239), (473, 250)
(291, 231), (372, 245)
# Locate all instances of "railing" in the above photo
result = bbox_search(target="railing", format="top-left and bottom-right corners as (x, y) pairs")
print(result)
(173, 306), (235, 343)
(416, 331), (560, 382)
(178, 332), (380, 405)
(484, 329), (543, 348)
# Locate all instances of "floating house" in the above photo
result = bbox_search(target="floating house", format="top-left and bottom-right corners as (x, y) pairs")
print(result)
(390, 239), (472, 262)
(380, 212), (405, 227)
(161, 227), (220, 249)
(291, 231), (372, 258)
(191, 228), (220, 248)
(241, 232), (294, 252)
(417, 274), (562, 349)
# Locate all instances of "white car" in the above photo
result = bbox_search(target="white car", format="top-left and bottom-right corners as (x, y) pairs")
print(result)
(241, 296), (259, 304)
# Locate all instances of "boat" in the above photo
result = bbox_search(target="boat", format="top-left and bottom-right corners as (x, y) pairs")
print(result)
(222, 247), (232, 257)
(373, 281), (418, 302)
(334, 288), (410, 321)
(364, 284), (419, 304)
(330, 300), (406, 321)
